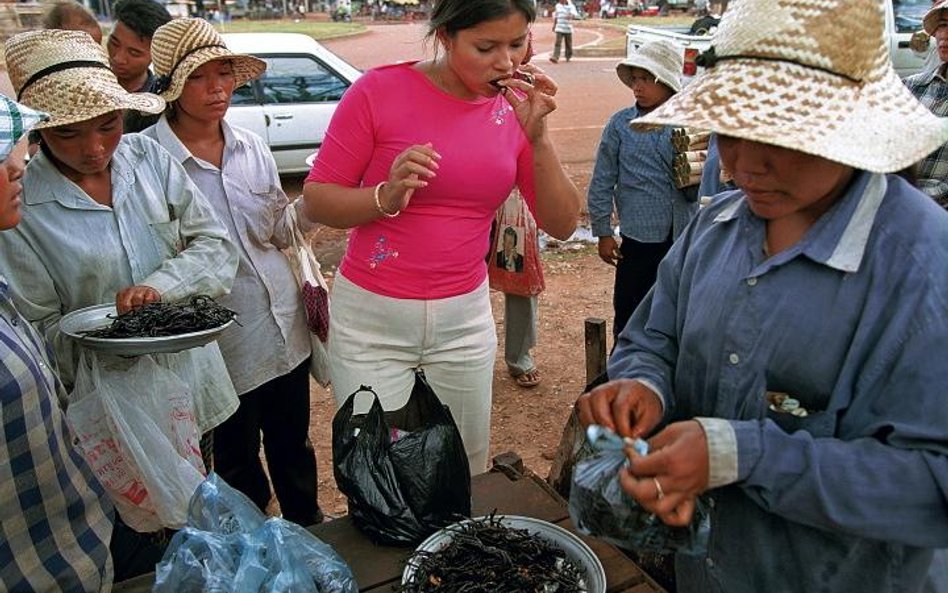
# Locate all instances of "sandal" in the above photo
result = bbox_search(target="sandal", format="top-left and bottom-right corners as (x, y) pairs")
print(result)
(514, 368), (541, 388)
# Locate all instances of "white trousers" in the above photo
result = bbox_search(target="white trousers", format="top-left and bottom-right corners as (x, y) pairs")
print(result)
(328, 273), (497, 473)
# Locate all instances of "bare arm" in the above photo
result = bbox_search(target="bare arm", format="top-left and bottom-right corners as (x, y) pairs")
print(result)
(303, 143), (440, 228)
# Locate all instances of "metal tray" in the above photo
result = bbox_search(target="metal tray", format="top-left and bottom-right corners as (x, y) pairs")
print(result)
(401, 515), (606, 593)
(60, 303), (235, 356)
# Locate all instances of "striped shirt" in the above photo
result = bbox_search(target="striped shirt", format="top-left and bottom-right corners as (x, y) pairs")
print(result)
(0, 277), (114, 592)
(904, 63), (948, 209)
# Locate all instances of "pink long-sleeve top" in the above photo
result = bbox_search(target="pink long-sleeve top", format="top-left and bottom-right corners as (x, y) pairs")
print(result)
(306, 62), (536, 300)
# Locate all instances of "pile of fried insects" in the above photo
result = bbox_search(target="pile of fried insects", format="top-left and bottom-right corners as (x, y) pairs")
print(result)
(82, 295), (237, 339)
(395, 513), (587, 593)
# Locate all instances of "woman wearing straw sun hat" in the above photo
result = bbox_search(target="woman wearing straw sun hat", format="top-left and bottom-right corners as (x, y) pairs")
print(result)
(142, 18), (326, 526)
(577, 0), (948, 591)
(0, 29), (240, 522)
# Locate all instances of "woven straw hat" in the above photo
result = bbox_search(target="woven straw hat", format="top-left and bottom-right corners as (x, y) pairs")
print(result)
(923, 0), (948, 36)
(632, 0), (948, 173)
(151, 18), (265, 102)
(4, 29), (164, 130)
(617, 39), (683, 93)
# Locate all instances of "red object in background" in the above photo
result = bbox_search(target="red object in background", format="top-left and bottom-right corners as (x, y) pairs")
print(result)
(683, 47), (699, 76)
(640, 6), (660, 15)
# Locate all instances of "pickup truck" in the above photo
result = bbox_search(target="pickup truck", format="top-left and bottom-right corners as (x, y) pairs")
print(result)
(626, 0), (931, 84)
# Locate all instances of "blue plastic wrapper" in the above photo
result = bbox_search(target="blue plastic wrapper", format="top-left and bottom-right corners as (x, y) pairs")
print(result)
(568, 425), (708, 555)
(154, 473), (358, 593)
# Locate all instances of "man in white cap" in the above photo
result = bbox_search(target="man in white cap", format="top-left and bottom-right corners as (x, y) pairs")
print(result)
(904, 0), (948, 209)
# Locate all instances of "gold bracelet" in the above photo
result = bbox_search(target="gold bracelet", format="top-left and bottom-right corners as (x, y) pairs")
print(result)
(374, 182), (400, 218)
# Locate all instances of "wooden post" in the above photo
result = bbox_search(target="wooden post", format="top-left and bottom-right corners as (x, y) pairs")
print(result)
(547, 317), (610, 499)
(584, 317), (608, 385)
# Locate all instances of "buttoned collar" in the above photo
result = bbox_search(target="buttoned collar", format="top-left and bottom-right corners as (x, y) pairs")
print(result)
(152, 114), (248, 170)
(24, 137), (143, 209)
(712, 170), (886, 274)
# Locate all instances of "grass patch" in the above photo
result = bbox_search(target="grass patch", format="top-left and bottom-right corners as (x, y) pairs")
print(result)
(596, 15), (695, 30)
(214, 20), (365, 40)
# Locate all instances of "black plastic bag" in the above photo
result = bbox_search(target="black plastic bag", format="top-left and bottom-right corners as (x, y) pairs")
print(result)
(332, 371), (472, 546)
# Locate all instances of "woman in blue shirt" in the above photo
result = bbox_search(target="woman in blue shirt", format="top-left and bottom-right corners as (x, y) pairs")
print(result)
(578, 0), (948, 591)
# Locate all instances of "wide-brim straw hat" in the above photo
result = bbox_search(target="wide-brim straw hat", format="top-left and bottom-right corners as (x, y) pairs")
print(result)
(923, 0), (948, 35)
(632, 0), (948, 173)
(4, 30), (164, 130)
(617, 39), (683, 93)
(151, 18), (266, 102)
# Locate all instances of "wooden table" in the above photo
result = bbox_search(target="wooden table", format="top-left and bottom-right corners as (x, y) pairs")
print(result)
(114, 460), (666, 593)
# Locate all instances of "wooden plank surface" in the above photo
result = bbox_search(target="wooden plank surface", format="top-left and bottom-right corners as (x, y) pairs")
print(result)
(114, 467), (666, 593)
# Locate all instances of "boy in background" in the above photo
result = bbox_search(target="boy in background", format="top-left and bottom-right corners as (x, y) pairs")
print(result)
(587, 40), (699, 343)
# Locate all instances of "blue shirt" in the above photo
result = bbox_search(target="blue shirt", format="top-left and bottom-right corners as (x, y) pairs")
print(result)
(587, 106), (698, 242)
(0, 278), (114, 592)
(610, 171), (948, 593)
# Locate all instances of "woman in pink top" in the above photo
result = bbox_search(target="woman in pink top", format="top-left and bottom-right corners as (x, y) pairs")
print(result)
(304, 0), (581, 473)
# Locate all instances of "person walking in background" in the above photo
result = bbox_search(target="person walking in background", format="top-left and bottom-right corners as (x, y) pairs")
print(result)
(42, 1), (102, 44)
(304, 0), (581, 473)
(578, 0), (948, 590)
(550, 0), (579, 63)
(144, 18), (325, 526)
(587, 40), (698, 343)
(904, 0), (948, 209)
(108, 0), (172, 132)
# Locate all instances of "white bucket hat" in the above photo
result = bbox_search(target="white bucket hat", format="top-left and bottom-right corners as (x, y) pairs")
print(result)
(4, 29), (164, 130)
(616, 39), (683, 93)
(151, 18), (266, 102)
(633, 0), (948, 173)
(923, 0), (948, 36)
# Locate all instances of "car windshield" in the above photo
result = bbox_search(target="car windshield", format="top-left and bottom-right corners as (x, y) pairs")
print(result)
(894, 0), (927, 34)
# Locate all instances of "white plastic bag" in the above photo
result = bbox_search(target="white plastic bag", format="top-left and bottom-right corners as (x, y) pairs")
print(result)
(287, 204), (331, 387)
(66, 352), (206, 532)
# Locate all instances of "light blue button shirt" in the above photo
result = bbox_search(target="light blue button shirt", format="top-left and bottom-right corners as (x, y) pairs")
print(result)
(610, 171), (948, 592)
(0, 134), (240, 431)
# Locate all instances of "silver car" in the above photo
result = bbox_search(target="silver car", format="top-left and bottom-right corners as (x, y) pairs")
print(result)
(222, 32), (362, 174)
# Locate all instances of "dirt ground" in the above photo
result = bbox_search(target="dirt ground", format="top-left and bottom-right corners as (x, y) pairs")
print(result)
(301, 163), (613, 517)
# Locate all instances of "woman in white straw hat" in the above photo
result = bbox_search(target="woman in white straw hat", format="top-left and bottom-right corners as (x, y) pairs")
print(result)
(0, 29), (240, 535)
(577, 0), (948, 591)
(142, 17), (325, 526)
(588, 39), (697, 345)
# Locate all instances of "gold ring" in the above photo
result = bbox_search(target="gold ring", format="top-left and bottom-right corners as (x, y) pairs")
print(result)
(653, 477), (665, 501)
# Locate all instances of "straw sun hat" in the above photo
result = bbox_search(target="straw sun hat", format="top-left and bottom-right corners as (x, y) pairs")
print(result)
(616, 39), (683, 93)
(4, 29), (164, 130)
(151, 18), (265, 102)
(633, 0), (948, 173)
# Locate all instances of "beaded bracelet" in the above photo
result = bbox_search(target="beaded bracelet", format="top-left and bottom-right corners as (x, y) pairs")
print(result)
(374, 182), (400, 218)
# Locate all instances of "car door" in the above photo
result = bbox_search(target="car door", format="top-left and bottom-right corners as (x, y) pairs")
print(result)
(224, 78), (269, 143)
(255, 54), (353, 174)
